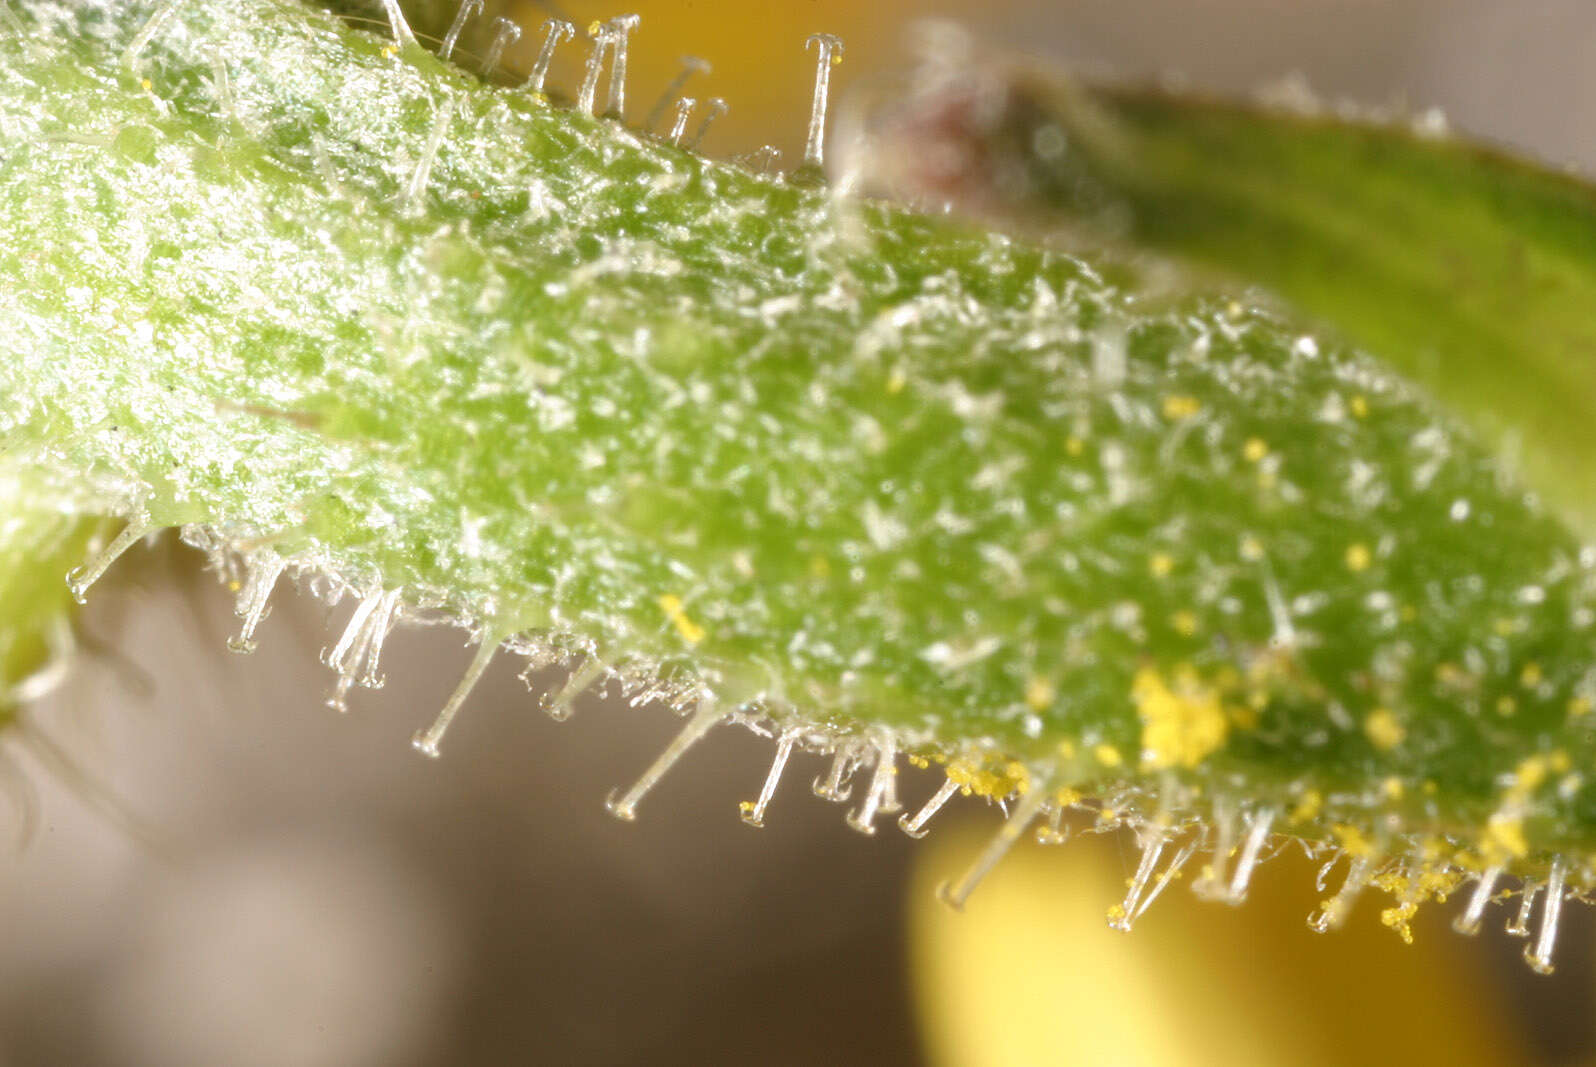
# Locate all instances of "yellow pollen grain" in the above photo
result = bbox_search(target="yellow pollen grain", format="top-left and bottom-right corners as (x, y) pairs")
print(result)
(1379, 862), (1464, 943)
(1496, 696), (1517, 717)
(1289, 789), (1323, 824)
(1373, 874), (1407, 900)
(1364, 708), (1405, 751)
(657, 594), (706, 645)
(1350, 394), (1369, 419)
(140, 77), (152, 91)
(1512, 755), (1550, 795)
(1345, 542), (1372, 572)
(1133, 667), (1228, 771)
(1065, 435), (1085, 457)
(381, 45), (396, 58)
(1381, 777), (1405, 802)
(1149, 552), (1175, 578)
(1483, 816), (1528, 862)
(1520, 663), (1543, 688)
(1053, 786), (1082, 806)
(886, 369), (907, 394)
(1569, 696), (1593, 718)
(1024, 676), (1056, 712)
(1093, 743), (1123, 768)
(1170, 610), (1199, 637)
(1378, 867), (1461, 937)
(1161, 395), (1202, 420)
(1333, 823), (1376, 858)
(945, 757), (1030, 799)
(1380, 903), (1418, 945)
(1243, 437), (1268, 463)
(1424, 867), (1461, 899)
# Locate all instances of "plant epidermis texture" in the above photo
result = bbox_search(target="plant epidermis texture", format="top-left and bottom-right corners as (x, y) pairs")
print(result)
(4, 0), (1596, 926)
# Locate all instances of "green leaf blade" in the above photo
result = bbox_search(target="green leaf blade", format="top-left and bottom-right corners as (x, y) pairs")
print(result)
(5, 0), (1596, 942)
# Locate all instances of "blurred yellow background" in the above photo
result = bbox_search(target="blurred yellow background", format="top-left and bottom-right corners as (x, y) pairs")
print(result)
(491, 0), (985, 161)
(914, 828), (1529, 1066)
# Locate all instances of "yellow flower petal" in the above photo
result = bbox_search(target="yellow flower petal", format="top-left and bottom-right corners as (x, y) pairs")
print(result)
(910, 821), (1522, 1067)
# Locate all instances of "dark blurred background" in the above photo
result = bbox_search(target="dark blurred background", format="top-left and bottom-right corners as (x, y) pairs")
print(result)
(6, 2), (1596, 1064)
